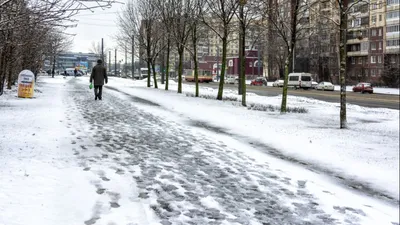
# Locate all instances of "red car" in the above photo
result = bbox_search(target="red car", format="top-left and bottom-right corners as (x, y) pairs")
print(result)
(250, 77), (268, 86)
(353, 83), (374, 94)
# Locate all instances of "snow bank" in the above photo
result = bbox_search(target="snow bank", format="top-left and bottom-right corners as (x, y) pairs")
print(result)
(103, 77), (399, 202)
(334, 85), (399, 95)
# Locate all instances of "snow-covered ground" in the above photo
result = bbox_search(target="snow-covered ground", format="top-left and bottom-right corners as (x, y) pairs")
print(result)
(104, 77), (400, 202)
(1, 75), (399, 225)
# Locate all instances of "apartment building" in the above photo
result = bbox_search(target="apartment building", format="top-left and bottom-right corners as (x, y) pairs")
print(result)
(385, 0), (400, 76)
(309, 0), (340, 82)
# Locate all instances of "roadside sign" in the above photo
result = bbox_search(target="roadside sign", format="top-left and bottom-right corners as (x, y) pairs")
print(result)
(17, 70), (35, 98)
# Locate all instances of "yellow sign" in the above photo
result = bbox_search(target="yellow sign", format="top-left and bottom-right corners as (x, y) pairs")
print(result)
(17, 70), (35, 98)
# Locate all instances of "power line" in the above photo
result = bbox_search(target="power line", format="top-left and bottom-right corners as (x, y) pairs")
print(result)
(77, 22), (118, 27)
(75, 11), (120, 17)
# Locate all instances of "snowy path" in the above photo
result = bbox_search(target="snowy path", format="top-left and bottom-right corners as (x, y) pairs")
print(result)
(0, 76), (398, 225)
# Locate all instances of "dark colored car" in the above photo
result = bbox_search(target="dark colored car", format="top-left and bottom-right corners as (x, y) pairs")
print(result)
(250, 77), (268, 86)
(353, 83), (373, 94)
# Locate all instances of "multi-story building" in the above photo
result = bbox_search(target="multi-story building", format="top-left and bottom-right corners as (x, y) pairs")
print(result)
(346, 1), (370, 83)
(47, 52), (100, 73)
(384, 0), (400, 84)
(368, 0), (386, 82)
(309, 0), (339, 82)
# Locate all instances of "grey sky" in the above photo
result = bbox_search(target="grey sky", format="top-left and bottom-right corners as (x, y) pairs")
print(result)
(67, 2), (127, 60)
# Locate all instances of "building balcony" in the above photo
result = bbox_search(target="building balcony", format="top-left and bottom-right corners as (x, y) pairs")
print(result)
(387, 4), (400, 11)
(347, 38), (369, 44)
(386, 18), (400, 26)
(386, 32), (400, 39)
(347, 51), (368, 57)
(385, 46), (400, 54)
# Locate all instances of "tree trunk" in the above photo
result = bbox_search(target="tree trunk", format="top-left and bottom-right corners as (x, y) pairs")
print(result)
(339, 3), (348, 129)
(217, 30), (228, 100)
(52, 55), (56, 78)
(146, 20), (152, 88)
(192, 26), (199, 97)
(6, 45), (14, 89)
(165, 38), (170, 91)
(239, 4), (246, 106)
(281, 59), (290, 113)
(281, 0), (299, 113)
(177, 47), (184, 93)
(147, 59), (151, 87)
(152, 61), (158, 89)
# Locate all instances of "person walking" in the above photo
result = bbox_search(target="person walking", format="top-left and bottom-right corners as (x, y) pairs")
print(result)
(90, 59), (108, 100)
(74, 68), (78, 77)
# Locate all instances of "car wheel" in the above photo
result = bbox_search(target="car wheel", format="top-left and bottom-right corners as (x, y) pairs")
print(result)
(361, 91), (365, 94)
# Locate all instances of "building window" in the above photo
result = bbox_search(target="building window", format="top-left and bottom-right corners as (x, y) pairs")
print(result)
(358, 57), (363, 64)
(372, 29), (377, 36)
(387, 25), (400, 33)
(351, 57), (356, 64)
(378, 55), (382, 63)
(379, 42), (382, 49)
(249, 62), (252, 67)
(391, 56), (396, 63)
(387, 0), (400, 6)
(371, 15), (377, 24)
(371, 56), (376, 63)
(387, 11), (400, 20)
(379, 14), (382, 21)
(371, 42), (377, 50)
(379, 28), (382, 36)
(371, 69), (376, 77)
(387, 39), (400, 47)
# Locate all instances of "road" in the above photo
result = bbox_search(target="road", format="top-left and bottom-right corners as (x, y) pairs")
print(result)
(186, 81), (400, 110)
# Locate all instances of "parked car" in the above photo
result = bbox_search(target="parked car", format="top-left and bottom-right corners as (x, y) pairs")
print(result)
(272, 79), (284, 87)
(312, 81), (318, 89)
(316, 82), (335, 91)
(353, 82), (374, 94)
(288, 72), (312, 89)
(225, 76), (238, 84)
(250, 77), (268, 86)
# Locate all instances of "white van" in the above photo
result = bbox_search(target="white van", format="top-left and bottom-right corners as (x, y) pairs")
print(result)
(288, 72), (312, 89)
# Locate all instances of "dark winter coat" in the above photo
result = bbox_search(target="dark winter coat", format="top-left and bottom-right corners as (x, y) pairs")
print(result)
(90, 63), (108, 86)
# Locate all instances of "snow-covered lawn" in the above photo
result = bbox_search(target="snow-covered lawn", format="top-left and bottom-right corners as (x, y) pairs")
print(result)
(103, 77), (400, 204)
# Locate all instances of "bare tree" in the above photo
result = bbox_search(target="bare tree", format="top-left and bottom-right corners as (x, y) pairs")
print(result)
(89, 41), (110, 66)
(202, 0), (239, 100)
(116, 0), (165, 89)
(237, 0), (264, 106)
(0, 0), (122, 95)
(263, 0), (309, 112)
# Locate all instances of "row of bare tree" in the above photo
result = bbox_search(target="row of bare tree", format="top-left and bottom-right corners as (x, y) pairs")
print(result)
(115, 0), (366, 129)
(0, 0), (120, 95)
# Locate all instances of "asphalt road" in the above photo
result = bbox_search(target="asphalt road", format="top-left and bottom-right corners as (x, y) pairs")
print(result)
(185, 82), (400, 110)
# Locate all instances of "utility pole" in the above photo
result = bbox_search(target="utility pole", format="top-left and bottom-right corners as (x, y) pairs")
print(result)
(131, 35), (135, 79)
(114, 49), (117, 76)
(101, 38), (104, 65)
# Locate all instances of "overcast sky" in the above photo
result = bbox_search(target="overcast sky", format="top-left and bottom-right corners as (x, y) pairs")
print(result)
(66, 1), (127, 60)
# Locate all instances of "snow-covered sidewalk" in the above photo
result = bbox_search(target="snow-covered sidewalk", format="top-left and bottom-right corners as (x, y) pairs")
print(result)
(1, 76), (399, 225)
(0, 77), (159, 225)
(102, 77), (400, 204)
